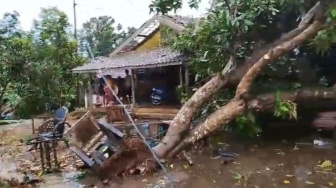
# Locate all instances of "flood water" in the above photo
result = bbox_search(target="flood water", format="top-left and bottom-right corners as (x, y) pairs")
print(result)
(1, 121), (336, 187)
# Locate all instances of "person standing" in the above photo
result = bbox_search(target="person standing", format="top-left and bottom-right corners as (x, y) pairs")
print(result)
(95, 74), (105, 105)
(124, 70), (132, 101)
(92, 91), (102, 108)
(104, 78), (118, 106)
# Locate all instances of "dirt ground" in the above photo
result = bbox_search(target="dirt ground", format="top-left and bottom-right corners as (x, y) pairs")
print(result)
(1, 121), (336, 188)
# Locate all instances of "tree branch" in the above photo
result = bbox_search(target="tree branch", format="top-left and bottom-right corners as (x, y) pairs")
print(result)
(229, 1), (322, 82)
(236, 20), (323, 97)
(0, 82), (9, 108)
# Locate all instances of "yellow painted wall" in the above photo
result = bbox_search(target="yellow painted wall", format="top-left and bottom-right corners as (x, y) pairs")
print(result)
(136, 31), (161, 51)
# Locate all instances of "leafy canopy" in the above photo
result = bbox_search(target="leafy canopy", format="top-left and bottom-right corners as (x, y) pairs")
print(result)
(150, 0), (336, 136)
(0, 8), (86, 117)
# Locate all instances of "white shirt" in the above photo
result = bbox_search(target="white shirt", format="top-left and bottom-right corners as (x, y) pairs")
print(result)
(92, 94), (100, 104)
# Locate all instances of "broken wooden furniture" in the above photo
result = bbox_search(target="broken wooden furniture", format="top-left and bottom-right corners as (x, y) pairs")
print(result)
(69, 120), (125, 178)
(65, 111), (106, 172)
(64, 111), (104, 152)
(89, 121), (125, 166)
(312, 111), (336, 139)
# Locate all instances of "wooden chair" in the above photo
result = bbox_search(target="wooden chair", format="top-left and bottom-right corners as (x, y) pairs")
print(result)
(26, 106), (71, 172)
(69, 120), (126, 178)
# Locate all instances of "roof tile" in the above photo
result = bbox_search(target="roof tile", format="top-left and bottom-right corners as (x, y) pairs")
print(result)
(72, 47), (187, 73)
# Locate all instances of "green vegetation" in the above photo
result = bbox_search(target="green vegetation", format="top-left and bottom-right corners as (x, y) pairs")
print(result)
(0, 8), (133, 118)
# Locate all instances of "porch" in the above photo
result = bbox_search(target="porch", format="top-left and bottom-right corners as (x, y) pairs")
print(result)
(72, 47), (190, 110)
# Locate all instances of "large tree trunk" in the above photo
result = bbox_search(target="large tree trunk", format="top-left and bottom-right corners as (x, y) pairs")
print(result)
(166, 11), (324, 157)
(248, 87), (336, 111)
(152, 2), (323, 158)
(152, 73), (230, 157)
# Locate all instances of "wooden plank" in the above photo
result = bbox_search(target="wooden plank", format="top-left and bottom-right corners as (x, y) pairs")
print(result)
(134, 107), (179, 114)
(91, 151), (106, 167)
(131, 69), (136, 106)
(64, 111), (90, 136)
(98, 121), (125, 151)
(83, 131), (105, 152)
(88, 112), (101, 130)
(68, 114), (101, 146)
(111, 120), (172, 128)
(87, 141), (103, 155)
(134, 112), (176, 120)
(98, 120), (125, 138)
(149, 123), (159, 138)
(69, 146), (95, 167)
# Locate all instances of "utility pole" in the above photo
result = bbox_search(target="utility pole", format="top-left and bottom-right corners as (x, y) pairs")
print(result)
(73, 0), (80, 107)
(73, 0), (77, 40)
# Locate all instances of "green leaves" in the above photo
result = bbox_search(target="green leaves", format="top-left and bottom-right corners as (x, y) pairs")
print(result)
(149, 0), (183, 14)
(329, 6), (336, 18)
(79, 16), (134, 57)
(274, 91), (297, 120)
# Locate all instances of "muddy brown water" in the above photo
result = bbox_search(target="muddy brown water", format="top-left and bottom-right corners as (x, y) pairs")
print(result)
(1, 121), (336, 187)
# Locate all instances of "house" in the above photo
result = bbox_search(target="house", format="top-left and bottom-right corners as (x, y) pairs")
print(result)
(72, 15), (197, 107)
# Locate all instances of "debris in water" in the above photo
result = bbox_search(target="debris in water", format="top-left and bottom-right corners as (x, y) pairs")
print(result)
(63, 171), (88, 182)
(283, 180), (290, 184)
(182, 151), (193, 166)
(306, 181), (315, 185)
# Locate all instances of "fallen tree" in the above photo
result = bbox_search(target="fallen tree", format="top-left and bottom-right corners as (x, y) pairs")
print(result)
(73, 1), (336, 178)
(153, 2), (324, 157)
(149, 0), (336, 158)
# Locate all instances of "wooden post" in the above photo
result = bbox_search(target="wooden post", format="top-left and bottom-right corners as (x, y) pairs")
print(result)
(84, 88), (88, 108)
(31, 117), (35, 134)
(179, 66), (183, 87)
(184, 65), (189, 93)
(131, 69), (136, 106)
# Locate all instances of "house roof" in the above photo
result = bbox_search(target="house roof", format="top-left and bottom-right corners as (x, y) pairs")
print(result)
(72, 15), (195, 74)
(109, 15), (197, 57)
(72, 47), (188, 73)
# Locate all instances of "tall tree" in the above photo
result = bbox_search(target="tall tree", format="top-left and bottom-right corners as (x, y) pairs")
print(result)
(14, 7), (86, 117)
(79, 16), (136, 57)
(0, 11), (34, 108)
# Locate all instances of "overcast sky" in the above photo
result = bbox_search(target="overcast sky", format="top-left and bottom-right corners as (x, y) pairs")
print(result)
(0, 0), (210, 31)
